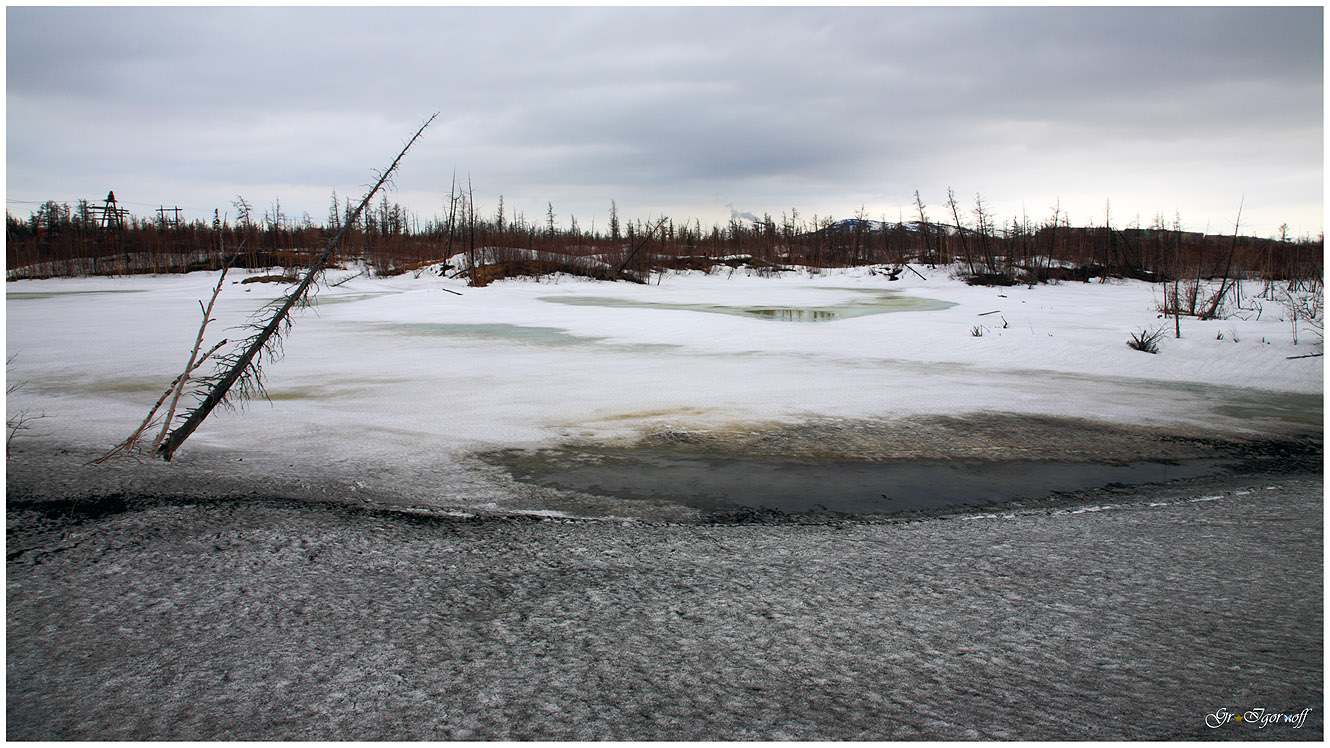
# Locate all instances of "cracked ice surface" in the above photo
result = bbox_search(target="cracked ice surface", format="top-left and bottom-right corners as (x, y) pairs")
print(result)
(5, 474), (1321, 740)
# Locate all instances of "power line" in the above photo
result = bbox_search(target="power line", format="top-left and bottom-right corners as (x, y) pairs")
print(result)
(7, 197), (203, 209)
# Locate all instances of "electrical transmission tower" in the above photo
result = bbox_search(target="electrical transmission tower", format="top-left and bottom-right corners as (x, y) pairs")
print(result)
(89, 191), (128, 232)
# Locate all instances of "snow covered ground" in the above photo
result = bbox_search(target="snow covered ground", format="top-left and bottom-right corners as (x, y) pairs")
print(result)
(4, 263), (1321, 517)
(5, 263), (1323, 739)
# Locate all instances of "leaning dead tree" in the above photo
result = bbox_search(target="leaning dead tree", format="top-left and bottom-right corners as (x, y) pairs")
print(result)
(89, 239), (244, 464)
(156, 113), (438, 461)
(615, 216), (669, 279)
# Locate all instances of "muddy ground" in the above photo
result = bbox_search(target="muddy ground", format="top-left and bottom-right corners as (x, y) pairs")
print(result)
(5, 416), (1324, 740)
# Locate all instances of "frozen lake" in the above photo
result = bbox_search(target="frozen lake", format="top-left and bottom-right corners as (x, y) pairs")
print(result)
(5, 263), (1321, 518)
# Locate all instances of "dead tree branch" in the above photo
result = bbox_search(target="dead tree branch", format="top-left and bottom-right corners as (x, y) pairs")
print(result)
(150, 254), (236, 452)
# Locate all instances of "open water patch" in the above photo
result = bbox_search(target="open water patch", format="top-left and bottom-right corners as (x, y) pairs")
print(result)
(539, 288), (954, 322)
(7, 289), (145, 300)
(486, 447), (1231, 517)
(356, 321), (602, 346)
(27, 374), (169, 398)
(307, 291), (396, 306)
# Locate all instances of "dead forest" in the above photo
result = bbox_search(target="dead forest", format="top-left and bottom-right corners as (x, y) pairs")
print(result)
(6, 191), (1323, 294)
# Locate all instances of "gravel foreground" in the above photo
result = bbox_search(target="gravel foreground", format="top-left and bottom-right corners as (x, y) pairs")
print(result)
(6, 443), (1324, 740)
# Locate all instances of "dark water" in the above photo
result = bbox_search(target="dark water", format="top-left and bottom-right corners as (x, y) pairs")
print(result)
(490, 449), (1231, 515)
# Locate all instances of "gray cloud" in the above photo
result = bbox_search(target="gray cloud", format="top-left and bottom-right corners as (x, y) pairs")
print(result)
(7, 6), (1322, 237)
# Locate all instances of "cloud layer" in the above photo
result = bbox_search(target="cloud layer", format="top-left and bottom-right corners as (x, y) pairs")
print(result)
(7, 6), (1323, 237)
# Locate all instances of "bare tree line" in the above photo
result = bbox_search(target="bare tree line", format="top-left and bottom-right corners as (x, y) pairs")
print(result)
(8, 189), (1323, 289)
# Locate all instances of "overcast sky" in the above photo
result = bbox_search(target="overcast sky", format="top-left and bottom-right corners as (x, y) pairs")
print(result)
(7, 5), (1324, 238)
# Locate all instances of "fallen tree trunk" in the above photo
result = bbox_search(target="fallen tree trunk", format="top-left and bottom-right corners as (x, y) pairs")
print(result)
(157, 114), (438, 461)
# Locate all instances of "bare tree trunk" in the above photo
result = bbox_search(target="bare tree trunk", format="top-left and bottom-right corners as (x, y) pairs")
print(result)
(1202, 199), (1244, 320)
(466, 176), (478, 286)
(157, 113), (438, 461)
(913, 192), (931, 266)
(1173, 280), (1182, 338)
(444, 169), (458, 260)
(946, 188), (972, 275)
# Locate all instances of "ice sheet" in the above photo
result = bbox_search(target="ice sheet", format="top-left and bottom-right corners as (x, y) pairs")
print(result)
(5, 264), (1321, 470)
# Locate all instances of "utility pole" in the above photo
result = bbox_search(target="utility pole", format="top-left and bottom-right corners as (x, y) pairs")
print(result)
(156, 205), (182, 229)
